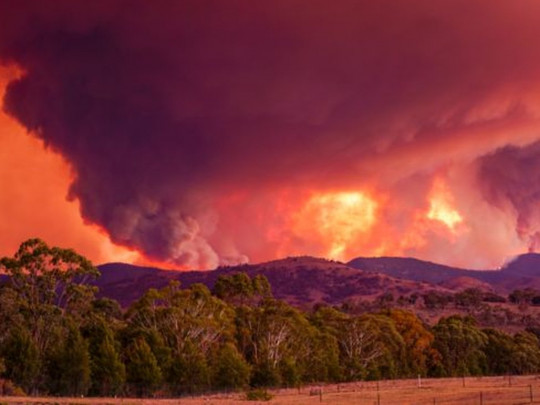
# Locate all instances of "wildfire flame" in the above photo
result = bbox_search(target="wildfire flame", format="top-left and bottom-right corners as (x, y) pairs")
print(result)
(426, 178), (463, 232)
(292, 191), (378, 261)
(282, 179), (465, 264)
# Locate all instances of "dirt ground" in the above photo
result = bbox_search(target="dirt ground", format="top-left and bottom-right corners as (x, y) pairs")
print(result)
(2, 375), (540, 405)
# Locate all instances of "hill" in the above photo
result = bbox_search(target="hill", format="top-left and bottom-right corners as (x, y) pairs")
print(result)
(96, 256), (451, 307)
(90, 253), (540, 307)
(346, 256), (487, 283)
(500, 253), (540, 277)
(347, 254), (540, 292)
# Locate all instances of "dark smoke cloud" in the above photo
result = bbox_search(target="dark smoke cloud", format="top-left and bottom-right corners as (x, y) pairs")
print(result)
(478, 142), (540, 252)
(2, 0), (540, 267)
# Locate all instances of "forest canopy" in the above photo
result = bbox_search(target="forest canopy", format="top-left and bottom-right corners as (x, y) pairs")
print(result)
(0, 239), (539, 397)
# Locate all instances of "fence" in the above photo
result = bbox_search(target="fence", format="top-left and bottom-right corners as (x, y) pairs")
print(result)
(277, 375), (540, 405)
(1, 375), (540, 405)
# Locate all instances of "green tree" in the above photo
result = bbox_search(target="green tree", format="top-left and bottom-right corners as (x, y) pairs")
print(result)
(512, 332), (540, 374)
(167, 341), (210, 394)
(126, 282), (233, 359)
(483, 328), (515, 375)
(213, 273), (253, 304)
(91, 332), (126, 396)
(0, 286), (23, 347)
(0, 238), (99, 395)
(454, 288), (483, 310)
(431, 316), (487, 377)
(0, 238), (99, 316)
(422, 291), (452, 310)
(91, 297), (123, 322)
(211, 343), (250, 390)
(336, 314), (405, 381)
(2, 327), (40, 394)
(301, 322), (341, 383)
(384, 309), (434, 376)
(280, 356), (301, 387)
(48, 324), (91, 396)
(252, 274), (272, 298)
(509, 289), (538, 305)
(213, 273), (272, 306)
(125, 338), (162, 397)
(235, 299), (311, 387)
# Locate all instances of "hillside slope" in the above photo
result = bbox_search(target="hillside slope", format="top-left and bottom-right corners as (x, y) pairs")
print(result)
(347, 254), (540, 292)
(91, 253), (540, 307)
(96, 256), (450, 307)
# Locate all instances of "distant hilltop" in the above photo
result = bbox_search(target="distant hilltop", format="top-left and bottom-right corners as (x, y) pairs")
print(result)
(93, 253), (540, 307)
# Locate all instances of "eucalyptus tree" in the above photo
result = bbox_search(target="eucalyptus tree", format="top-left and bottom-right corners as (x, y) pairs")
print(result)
(383, 309), (435, 377)
(235, 297), (315, 386)
(482, 328), (516, 375)
(211, 342), (250, 389)
(336, 313), (405, 381)
(125, 281), (235, 393)
(47, 322), (91, 396)
(213, 272), (272, 306)
(84, 318), (126, 396)
(0, 238), (99, 394)
(512, 332), (540, 374)
(431, 315), (488, 377)
(125, 338), (162, 397)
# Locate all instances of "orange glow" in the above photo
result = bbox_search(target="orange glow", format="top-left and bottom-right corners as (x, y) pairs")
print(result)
(426, 178), (463, 232)
(133, 255), (190, 271)
(291, 190), (378, 260)
(264, 180), (471, 265)
(0, 64), (138, 265)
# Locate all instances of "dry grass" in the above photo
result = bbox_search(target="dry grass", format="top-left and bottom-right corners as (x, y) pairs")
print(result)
(2, 375), (540, 405)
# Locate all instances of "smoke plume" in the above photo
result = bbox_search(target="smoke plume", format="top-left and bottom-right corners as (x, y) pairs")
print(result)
(478, 142), (540, 253)
(2, 1), (540, 268)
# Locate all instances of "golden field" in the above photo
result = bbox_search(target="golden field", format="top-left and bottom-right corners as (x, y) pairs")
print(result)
(2, 375), (540, 405)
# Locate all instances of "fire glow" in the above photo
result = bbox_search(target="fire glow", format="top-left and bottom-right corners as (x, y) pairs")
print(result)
(427, 178), (464, 233)
(284, 183), (466, 263)
(292, 191), (378, 261)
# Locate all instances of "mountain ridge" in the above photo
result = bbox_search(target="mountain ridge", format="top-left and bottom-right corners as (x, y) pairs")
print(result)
(346, 253), (540, 291)
(92, 253), (540, 307)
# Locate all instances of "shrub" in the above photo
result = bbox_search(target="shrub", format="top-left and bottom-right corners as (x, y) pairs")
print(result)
(245, 389), (273, 401)
(0, 378), (26, 396)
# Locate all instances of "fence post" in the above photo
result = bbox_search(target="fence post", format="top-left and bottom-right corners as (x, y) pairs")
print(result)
(377, 392), (381, 405)
(530, 384), (533, 403)
(480, 391), (483, 405)
(319, 388), (322, 402)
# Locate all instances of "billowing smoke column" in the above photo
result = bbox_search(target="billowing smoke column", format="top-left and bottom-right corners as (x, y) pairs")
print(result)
(2, 1), (540, 268)
(479, 142), (540, 253)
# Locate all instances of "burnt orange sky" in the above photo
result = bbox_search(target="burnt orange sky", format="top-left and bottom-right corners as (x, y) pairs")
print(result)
(2, 2), (540, 270)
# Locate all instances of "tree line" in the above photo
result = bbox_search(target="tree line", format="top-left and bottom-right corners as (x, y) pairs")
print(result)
(1, 239), (540, 397)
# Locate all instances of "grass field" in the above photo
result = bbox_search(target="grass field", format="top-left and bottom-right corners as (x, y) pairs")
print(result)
(2, 375), (540, 405)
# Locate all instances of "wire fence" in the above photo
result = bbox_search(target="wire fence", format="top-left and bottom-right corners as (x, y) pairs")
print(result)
(2, 375), (540, 404)
(279, 375), (540, 405)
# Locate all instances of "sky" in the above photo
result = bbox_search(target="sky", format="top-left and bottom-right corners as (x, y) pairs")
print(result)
(1, 1), (540, 269)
